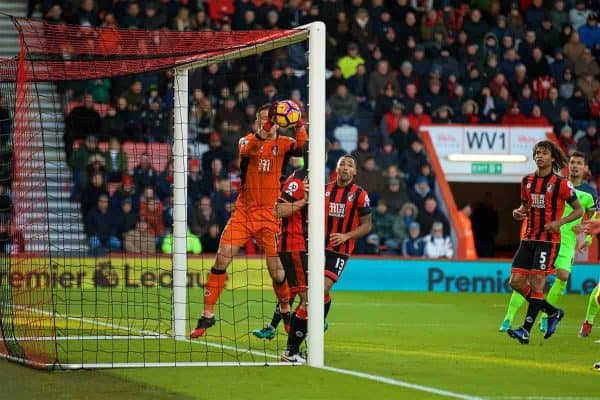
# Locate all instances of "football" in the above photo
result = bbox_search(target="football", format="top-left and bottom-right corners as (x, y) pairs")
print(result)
(273, 100), (301, 128)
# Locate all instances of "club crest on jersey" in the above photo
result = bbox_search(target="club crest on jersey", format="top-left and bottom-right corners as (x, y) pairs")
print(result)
(347, 193), (355, 202)
(272, 146), (278, 155)
(329, 202), (346, 218)
(526, 183), (531, 189)
(285, 181), (299, 196)
(547, 183), (553, 193)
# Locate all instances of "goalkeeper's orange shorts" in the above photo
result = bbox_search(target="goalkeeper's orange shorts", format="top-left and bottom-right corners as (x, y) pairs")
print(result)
(219, 206), (279, 257)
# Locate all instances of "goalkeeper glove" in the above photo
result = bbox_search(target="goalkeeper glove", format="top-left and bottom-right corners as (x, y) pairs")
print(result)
(262, 102), (278, 132)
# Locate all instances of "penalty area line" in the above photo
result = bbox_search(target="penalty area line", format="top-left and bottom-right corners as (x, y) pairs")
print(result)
(320, 365), (483, 400)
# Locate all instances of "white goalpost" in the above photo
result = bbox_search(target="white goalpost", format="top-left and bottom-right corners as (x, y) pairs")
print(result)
(170, 22), (326, 366)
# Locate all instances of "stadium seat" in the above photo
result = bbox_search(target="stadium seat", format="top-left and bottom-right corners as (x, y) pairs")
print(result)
(122, 141), (148, 171)
(147, 142), (171, 172)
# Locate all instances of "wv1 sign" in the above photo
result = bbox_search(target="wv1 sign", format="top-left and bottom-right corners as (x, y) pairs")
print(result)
(421, 125), (551, 182)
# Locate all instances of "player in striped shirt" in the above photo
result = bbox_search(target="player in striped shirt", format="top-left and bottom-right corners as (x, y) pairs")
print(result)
(500, 151), (597, 334)
(506, 141), (583, 344)
(270, 155), (372, 362)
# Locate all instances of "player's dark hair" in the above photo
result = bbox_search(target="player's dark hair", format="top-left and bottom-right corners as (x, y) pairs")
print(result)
(533, 140), (568, 171)
(338, 154), (358, 166)
(258, 103), (272, 115)
(570, 150), (588, 164)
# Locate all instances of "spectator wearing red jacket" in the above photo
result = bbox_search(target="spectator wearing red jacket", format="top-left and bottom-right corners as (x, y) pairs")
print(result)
(501, 102), (529, 125)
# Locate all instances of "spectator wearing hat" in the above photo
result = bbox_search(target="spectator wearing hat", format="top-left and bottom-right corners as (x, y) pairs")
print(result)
(558, 68), (576, 99)
(117, 196), (138, 241)
(337, 42), (366, 80)
(85, 194), (121, 255)
(401, 222), (425, 257)
(328, 83), (359, 128)
(434, 47), (460, 81)
(424, 221), (454, 259)
(457, 99), (480, 124)
(112, 174), (138, 212)
(380, 176), (409, 213)
(408, 175), (434, 211)
(578, 12), (599, 49)
(431, 105), (454, 124)
(537, 16), (561, 55)
(393, 201), (418, 238)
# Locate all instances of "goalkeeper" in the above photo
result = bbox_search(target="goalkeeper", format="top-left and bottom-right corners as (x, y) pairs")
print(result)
(500, 151), (598, 333)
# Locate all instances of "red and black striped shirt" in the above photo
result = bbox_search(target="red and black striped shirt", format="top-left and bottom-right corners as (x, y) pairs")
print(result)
(277, 169), (308, 252)
(325, 180), (371, 255)
(521, 172), (577, 243)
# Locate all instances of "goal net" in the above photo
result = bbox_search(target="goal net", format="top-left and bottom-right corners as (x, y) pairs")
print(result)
(0, 15), (325, 369)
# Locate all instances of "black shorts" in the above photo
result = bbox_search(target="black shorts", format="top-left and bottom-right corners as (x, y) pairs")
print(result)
(325, 249), (350, 283)
(511, 240), (560, 275)
(279, 251), (308, 294)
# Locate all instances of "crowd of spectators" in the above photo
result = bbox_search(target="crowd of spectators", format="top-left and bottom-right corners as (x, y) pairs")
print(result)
(31, 0), (599, 257)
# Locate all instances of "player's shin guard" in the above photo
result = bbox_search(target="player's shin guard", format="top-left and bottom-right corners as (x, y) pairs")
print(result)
(203, 268), (227, 315)
(287, 306), (307, 354)
(324, 294), (332, 319)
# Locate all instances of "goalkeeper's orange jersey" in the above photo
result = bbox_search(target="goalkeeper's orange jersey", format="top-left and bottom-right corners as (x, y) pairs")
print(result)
(237, 130), (307, 209)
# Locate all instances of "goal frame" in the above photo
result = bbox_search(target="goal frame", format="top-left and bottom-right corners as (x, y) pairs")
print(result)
(170, 22), (326, 368)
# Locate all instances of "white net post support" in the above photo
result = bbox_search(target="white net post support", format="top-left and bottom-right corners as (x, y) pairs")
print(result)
(306, 21), (326, 368)
(172, 66), (189, 340)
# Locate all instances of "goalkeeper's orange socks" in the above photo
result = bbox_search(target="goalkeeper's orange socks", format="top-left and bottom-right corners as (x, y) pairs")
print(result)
(203, 268), (227, 316)
(272, 278), (291, 313)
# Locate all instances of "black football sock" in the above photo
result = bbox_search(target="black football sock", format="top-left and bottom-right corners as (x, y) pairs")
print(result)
(540, 299), (558, 317)
(523, 298), (543, 332)
(269, 303), (281, 328)
(287, 308), (307, 354)
(324, 295), (332, 319)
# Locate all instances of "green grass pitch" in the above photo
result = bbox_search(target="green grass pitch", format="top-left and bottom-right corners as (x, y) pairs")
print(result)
(2, 291), (599, 399)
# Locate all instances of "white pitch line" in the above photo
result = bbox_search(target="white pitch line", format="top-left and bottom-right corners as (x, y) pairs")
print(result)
(320, 365), (483, 400)
(1, 335), (169, 341)
(489, 397), (600, 400)
(13, 305), (484, 398)
(13, 304), (281, 360)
